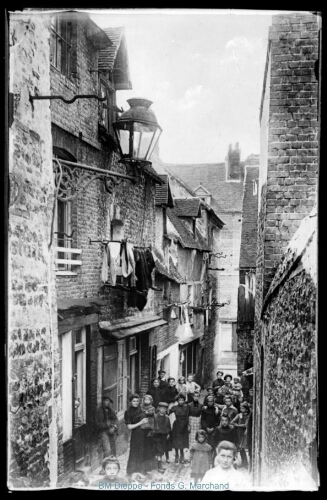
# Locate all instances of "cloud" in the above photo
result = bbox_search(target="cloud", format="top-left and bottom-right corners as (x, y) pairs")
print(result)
(184, 85), (203, 99)
(225, 36), (263, 53)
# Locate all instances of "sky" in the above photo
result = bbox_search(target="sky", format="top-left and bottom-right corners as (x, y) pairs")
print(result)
(88, 9), (276, 164)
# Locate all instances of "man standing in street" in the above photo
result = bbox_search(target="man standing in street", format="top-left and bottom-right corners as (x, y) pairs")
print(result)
(95, 394), (118, 474)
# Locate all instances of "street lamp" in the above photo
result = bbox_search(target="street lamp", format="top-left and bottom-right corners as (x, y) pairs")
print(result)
(113, 98), (162, 168)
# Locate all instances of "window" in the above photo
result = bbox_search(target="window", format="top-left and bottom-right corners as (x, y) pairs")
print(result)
(61, 331), (73, 441)
(74, 328), (86, 427)
(179, 339), (199, 378)
(103, 341), (128, 416)
(50, 16), (72, 77)
(99, 78), (117, 136)
(55, 198), (72, 272)
(220, 323), (232, 351)
(53, 151), (81, 275)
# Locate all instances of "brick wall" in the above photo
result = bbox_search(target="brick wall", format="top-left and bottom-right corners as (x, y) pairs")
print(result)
(259, 12), (319, 301)
(253, 12), (320, 487)
(8, 13), (60, 488)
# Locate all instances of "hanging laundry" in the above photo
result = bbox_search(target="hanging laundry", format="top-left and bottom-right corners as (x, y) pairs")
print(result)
(175, 304), (194, 344)
(108, 242), (122, 286)
(121, 242), (135, 280)
(170, 307), (177, 320)
(205, 308), (209, 326)
(101, 243), (109, 283)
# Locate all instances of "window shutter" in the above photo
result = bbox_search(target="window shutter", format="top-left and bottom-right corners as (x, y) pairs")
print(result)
(232, 323), (238, 352)
(103, 344), (118, 411)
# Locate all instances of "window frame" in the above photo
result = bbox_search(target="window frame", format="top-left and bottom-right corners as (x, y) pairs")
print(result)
(50, 15), (72, 77)
(99, 77), (117, 136)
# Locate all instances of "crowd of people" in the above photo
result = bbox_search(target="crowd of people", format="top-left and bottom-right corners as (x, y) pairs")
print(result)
(86, 368), (253, 488)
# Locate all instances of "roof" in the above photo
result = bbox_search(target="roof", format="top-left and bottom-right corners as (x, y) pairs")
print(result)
(174, 198), (202, 218)
(239, 166), (259, 269)
(166, 163), (245, 213)
(98, 27), (132, 90)
(155, 175), (174, 207)
(143, 164), (165, 185)
(154, 257), (185, 284)
(167, 207), (201, 250)
(99, 315), (167, 340)
(167, 207), (211, 251)
(166, 168), (224, 227)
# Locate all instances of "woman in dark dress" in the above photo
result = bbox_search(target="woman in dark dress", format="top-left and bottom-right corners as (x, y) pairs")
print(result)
(124, 394), (156, 476)
(169, 393), (189, 464)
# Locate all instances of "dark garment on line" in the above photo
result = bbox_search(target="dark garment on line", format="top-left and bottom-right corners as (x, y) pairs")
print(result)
(128, 248), (155, 310)
(124, 406), (156, 475)
(170, 404), (189, 449)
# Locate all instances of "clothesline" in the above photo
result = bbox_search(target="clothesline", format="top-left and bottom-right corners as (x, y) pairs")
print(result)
(89, 237), (151, 249)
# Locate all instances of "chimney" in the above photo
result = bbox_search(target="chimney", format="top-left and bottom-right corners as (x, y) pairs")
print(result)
(227, 143), (241, 180)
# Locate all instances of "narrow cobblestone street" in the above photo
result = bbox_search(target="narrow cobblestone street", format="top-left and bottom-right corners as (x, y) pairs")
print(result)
(87, 448), (250, 491)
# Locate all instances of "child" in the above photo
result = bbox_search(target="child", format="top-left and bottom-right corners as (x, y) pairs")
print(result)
(201, 441), (249, 490)
(91, 456), (128, 487)
(146, 378), (163, 410)
(213, 386), (225, 405)
(189, 430), (212, 484)
(231, 402), (251, 469)
(176, 376), (188, 399)
(203, 386), (215, 406)
(212, 414), (238, 453)
(140, 394), (155, 436)
(188, 391), (203, 448)
(200, 396), (220, 447)
(169, 393), (189, 464)
(161, 377), (177, 462)
(212, 370), (225, 390)
(158, 370), (168, 390)
(218, 395), (238, 421)
(152, 402), (171, 473)
(185, 373), (201, 403)
(66, 470), (89, 488)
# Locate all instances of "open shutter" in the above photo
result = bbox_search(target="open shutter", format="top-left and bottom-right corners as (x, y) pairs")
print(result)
(103, 344), (118, 412)
(232, 323), (238, 352)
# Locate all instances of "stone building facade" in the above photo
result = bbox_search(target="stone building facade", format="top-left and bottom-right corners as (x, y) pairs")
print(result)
(8, 12), (59, 488)
(236, 161), (259, 376)
(167, 145), (253, 380)
(253, 12), (320, 488)
(8, 9), (167, 487)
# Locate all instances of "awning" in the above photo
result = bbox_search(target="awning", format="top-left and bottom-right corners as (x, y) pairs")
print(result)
(99, 315), (167, 340)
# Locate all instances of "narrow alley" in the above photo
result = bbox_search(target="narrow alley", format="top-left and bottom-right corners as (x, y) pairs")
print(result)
(6, 7), (319, 492)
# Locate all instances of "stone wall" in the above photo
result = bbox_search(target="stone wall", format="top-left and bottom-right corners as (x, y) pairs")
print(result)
(256, 209), (317, 487)
(8, 13), (59, 488)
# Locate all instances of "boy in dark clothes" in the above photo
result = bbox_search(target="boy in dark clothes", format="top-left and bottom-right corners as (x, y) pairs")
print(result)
(158, 370), (168, 390)
(212, 371), (225, 390)
(211, 414), (238, 464)
(95, 394), (118, 474)
(200, 396), (220, 447)
(152, 402), (171, 473)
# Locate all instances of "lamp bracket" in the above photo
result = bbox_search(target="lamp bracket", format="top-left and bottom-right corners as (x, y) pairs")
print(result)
(29, 93), (123, 112)
(53, 158), (138, 201)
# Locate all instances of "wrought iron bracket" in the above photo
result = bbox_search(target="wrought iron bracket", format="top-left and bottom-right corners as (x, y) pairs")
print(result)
(53, 158), (140, 201)
(29, 93), (123, 113)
